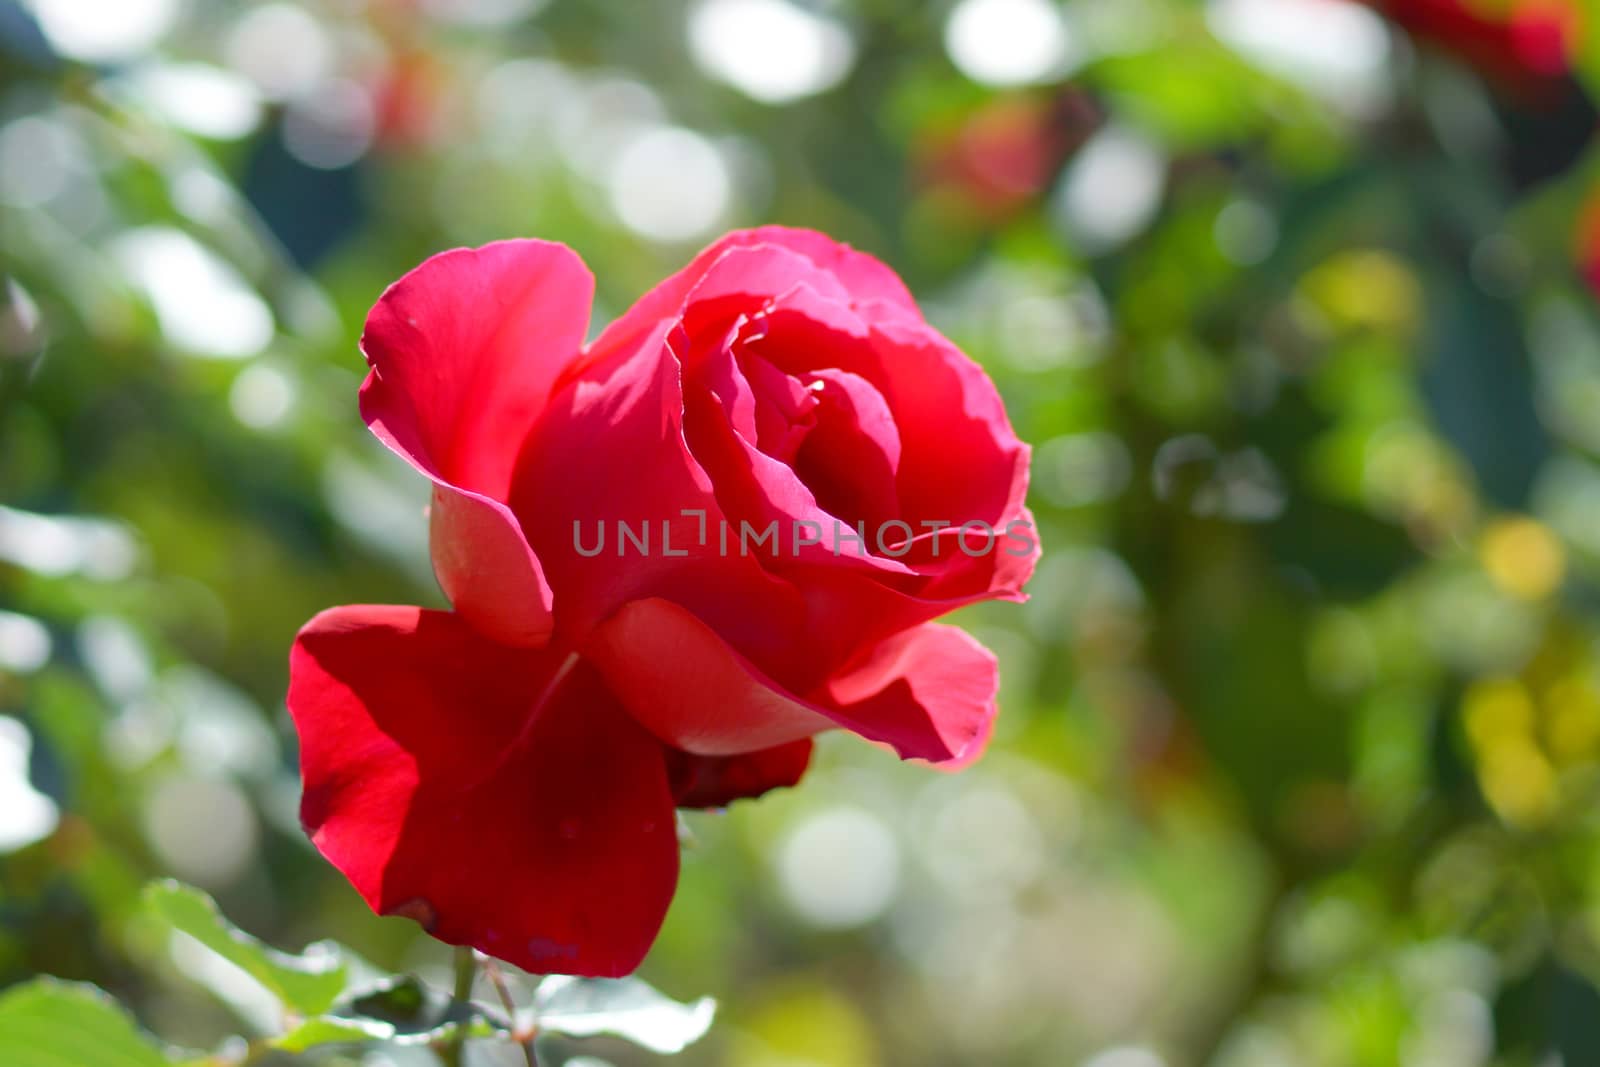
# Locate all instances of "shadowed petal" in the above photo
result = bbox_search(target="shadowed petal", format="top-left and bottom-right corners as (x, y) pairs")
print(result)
(587, 598), (997, 766)
(511, 322), (813, 684)
(667, 740), (815, 808)
(584, 598), (834, 756)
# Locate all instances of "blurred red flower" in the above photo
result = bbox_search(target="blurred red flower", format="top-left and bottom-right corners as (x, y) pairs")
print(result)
(368, 46), (451, 151)
(1363, 0), (1582, 90)
(915, 92), (1099, 223)
(1576, 192), (1600, 292)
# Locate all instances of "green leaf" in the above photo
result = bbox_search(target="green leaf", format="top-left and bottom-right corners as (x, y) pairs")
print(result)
(272, 1016), (393, 1053)
(535, 976), (715, 1054)
(0, 978), (170, 1067)
(273, 973), (510, 1053)
(335, 974), (504, 1046)
(142, 879), (347, 1015)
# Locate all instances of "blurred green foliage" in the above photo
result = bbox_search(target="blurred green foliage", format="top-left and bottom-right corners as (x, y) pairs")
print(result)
(5, 0), (1600, 1064)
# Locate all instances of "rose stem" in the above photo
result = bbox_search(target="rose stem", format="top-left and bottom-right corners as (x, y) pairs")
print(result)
(441, 945), (477, 1067)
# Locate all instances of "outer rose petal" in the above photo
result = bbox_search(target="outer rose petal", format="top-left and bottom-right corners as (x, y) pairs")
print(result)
(360, 240), (594, 646)
(823, 622), (1000, 768)
(288, 605), (677, 977)
(586, 598), (996, 765)
(422, 485), (553, 647)
(741, 226), (919, 314)
(790, 559), (1027, 679)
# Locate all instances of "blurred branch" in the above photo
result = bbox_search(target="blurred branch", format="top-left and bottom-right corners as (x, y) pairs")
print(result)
(1187, 874), (1287, 1067)
(484, 959), (537, 1067)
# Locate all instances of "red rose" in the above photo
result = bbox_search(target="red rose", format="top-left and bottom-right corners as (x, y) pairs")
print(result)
(288, 227), (1037, 976)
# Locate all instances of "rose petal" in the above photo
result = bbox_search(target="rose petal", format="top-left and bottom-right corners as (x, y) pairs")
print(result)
(571, 227), (911, 385)
(586, 597), (994, 765)
(511, 322), (813, 683)
(678, 243), (850, 333)
(680, 308), (915, 579)
(288, 605), (677, 977)
(667, 740), (815, 808)
(683, 377), (917, 579)
(979, 503), (1042, 602)
(701, 325), (761, 444)
(360, 240), (594, 646)
(742, 351), (819, 461)
(704, 283), (1034, 621)
(823, 622), (1000, 767)
(867, 310), (1030, 537)
(750, 285), (1028, 543)
(792, 367), (902, 530)
(585, 597), (835, 756)
(740, 226), (919, 315)
(788, 558), (1029, 681)
(420, 485), (554, 647)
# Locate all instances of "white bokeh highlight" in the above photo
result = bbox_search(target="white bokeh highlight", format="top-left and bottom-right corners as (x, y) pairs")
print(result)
(1208, 0), (1393, 118)
(945, 0), (1078, 87)
(607, 126), (731, 242)
(24, 0), (179, 63)
(1053, 125), (1167, 253)
(777, 806), (900, 928)
(230, 363), (296, 429)
(0, 612), (51, 674)
(124, 64), (263, 140)
(112, 227), (274, 359)
(0, 718), (59, 853)
(224, 3), (334, 101)
(689, 0), (857, 103)
(0, 507), (139, 581)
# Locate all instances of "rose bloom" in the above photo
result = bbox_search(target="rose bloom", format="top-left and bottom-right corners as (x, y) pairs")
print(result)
(288, 228), (1037, 976)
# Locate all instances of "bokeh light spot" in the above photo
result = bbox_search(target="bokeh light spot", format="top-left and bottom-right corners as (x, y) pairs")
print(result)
(0, 612), (51, 674)
(112, 227), (274, 359)
(1054, 125), (1166, 253)
(1207, 0), (1392, 117)
(23, 0), (178, 62)
(945, 0), (1078, 87)
(1479, 516), (1565, 601)
(224, 3), (334, 101)
(230, 363), (297, 429)
(0, 718), (59, 853)
(777, 806), (900, 928)
(143, 776), (259, 888)
(607, 126), (731, 242)
(689, 0), (857, 104)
